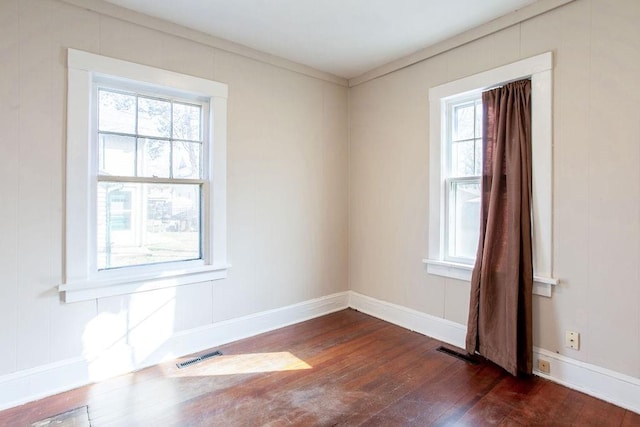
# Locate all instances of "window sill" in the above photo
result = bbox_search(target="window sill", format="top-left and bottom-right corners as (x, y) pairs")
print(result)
(422, 259), (558, 297)
(59, 264), (230, 303)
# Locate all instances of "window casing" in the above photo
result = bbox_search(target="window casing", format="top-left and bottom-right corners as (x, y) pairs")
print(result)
(61, 49), (229, 303)
(424, 52), (558, 297)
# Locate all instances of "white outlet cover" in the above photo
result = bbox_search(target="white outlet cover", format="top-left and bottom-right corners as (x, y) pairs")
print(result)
(565, 331), (580, 350)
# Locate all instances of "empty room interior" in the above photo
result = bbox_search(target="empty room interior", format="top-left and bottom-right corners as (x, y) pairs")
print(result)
(1, 0), (639, 425)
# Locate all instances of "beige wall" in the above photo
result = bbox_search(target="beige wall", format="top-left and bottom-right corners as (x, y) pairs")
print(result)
(1, 0), (639, 402)
(349, 0), (640, 379)
(0, 0), (348, 377)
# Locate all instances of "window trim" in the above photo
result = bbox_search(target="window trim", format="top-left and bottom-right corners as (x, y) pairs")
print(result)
(424, 52), (558, 297)
(60, 49), (229, 303)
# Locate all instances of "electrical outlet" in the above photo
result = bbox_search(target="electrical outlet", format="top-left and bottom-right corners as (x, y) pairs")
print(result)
(538, 359), (550, 374)
(565, 331), (580, 350)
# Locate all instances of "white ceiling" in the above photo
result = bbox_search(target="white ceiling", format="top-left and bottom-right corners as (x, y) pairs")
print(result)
(102, 0), (540, 79)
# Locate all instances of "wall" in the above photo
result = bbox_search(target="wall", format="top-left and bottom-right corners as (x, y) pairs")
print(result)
(349, 0), (640, 380)
(0, 0), (348, 394)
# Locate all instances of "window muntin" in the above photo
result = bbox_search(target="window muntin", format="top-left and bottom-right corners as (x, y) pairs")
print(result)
(97, 88), (204, 178)
(95, 87), (206, 271)
(444, 97), (482, 263)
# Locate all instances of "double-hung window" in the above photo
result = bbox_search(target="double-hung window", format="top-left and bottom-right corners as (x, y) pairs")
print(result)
(61, 49), (229, 302)
(425, 52), (558, 296)
(96, 86), (206, 270)
(444, 96), (482, 263)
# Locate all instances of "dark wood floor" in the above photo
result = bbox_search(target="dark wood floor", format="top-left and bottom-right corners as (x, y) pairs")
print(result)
(1, 309), (638, 426)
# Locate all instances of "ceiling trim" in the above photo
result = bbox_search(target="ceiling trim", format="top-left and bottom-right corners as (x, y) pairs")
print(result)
(58, 0), (575, 89)
(58, 0), (349, 87)
(348, 0), (576, 87)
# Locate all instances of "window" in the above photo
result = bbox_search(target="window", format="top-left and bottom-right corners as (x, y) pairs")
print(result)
(424, 52), (558, 296)
(61, 49), (229, 302)
(444, 96), (482, 263)
(96, 87), (205, 270)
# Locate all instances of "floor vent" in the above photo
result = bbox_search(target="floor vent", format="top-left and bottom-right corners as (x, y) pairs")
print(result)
(436, 346), (480, 365)
(176, 350), (223, 369)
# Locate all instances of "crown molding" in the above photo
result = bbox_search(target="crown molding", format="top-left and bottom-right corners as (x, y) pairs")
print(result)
(58, 0), (349, 87)
(348, 0), (576, 87)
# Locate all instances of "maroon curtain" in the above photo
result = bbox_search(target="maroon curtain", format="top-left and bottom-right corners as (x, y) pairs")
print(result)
(465, 79), (533, 376)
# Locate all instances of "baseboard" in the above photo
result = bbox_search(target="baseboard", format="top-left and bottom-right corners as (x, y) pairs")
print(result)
(347, 291), (640, 415)
(533, 347), (640, 414)
(0, 291), (349, 411)
(161, 290), (349, 361)
(0, 357), (90, 413)
(2, 290), (638, 415)
(348, 291), (467, 349)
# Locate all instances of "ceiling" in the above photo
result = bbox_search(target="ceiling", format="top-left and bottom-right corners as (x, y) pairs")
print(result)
(101, 0), (540, 79)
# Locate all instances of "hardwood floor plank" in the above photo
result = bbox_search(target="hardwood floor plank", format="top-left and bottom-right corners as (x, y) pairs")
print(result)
(622, 409), (640, 426)
(167, 322), (432, 425)
(499, 380), (572, 425)
(333, 349), (459, 424)
(427, 364), (507, 426)
(0, 309), (636, 426)
(572, 395), (626, 426)
(454, 393), (514, 426)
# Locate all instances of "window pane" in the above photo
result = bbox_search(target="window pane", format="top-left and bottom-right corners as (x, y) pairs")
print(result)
(98, 90), (136, 134)
(173, 103), (201, 141)
(474, 139), (482, 176)
(451, 140), (475, 177)
(447, 180), (480, 260)
(475, 100), (483, 138)
(173, 141), (202, 179)
(98, 134), (136, 176)
(138, 96), (171, 138)
(137, 138), (170, 178)
(453, 103), (475, 141)
(97, 182), (201, 270)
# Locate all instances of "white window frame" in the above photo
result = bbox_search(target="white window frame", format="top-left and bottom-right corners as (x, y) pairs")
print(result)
(60, 49), (229, 303)
(423, 52), (558, 297)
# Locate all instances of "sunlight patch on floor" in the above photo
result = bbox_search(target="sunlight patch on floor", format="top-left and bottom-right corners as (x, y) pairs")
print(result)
(167, 352), (312, 377)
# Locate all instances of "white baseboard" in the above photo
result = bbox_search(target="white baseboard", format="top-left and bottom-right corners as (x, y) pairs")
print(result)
(348, 291), (466, 348)
(0, 357), (90, 413)
(2, 290), (638, 415)
(348, 291), (640, 415)
(162, 290), (349, 361)
(533, 347), (640, 414)
(0, 291), (349, 411)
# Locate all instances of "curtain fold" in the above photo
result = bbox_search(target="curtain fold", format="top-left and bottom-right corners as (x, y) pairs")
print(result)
(465, 79), (533, 376)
